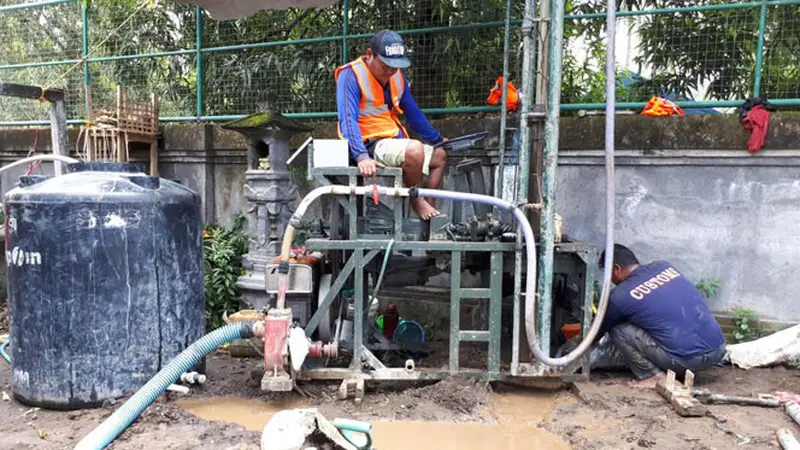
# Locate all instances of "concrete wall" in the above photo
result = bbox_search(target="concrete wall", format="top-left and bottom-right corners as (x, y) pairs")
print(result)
(1, 113), (799, 321)
(557, 114), (800, 321)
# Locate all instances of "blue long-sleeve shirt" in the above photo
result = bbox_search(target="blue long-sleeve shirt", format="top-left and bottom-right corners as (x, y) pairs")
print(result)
(336, 66), (443, 162)
(597, 261), (726, 359)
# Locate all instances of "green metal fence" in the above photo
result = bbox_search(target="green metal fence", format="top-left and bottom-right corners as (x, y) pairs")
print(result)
(0, 0), (798, 126)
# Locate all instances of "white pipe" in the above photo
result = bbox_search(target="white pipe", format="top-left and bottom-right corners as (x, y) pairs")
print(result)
(166, 384), (189, 394)
(288, 185), (409, 227)
(179, 372), (206, 385)
(0, 154), (79, 176)
(779, 428), (800, 450)
(285, 185), (603, 367)
(786, 402), (800, 427)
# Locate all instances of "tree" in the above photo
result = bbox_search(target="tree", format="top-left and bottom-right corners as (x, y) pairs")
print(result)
(0, 0), (797, 123)
(564, 0), (800, 104)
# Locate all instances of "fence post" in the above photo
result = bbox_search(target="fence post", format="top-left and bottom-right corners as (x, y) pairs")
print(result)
(753, 0), (767, 97)
(82, 3), (90, 120)
(342, 0), (349, 64)
(496, 0), (512, 195)
(196, 6), (204, 119)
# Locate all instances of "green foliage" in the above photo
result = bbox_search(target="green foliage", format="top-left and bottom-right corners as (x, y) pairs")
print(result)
(1, 0), (799, 123)
(695, 278), (722, 300)
(564, 0), (799, 103)
(203, 213), (249, 331)
(730, 307), (764, 343)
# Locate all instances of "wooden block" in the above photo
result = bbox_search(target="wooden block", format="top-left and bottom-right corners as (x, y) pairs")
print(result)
(656, 370), (707, 417)
(685, 370), (695, 389)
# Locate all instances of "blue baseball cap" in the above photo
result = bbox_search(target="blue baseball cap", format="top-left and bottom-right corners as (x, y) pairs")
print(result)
(369, 29), (410, 69)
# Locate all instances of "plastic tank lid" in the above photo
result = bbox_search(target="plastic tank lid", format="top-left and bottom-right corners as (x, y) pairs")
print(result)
(67, 162), (147, 174)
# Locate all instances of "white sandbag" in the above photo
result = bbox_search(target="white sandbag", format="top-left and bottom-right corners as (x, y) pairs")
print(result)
(261, 409), (317, 450)
(261, 408), (360, 450)
(727, 324), (800, 370)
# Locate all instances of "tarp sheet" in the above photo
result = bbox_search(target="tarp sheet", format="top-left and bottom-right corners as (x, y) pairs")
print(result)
(174, 0), (338, 20)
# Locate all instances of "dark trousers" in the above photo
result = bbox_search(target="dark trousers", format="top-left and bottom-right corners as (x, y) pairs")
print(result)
(591, 323), (727, 380)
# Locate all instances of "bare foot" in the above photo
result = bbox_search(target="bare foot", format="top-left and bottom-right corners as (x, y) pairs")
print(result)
(411, 198), (441, 220)
(628, 372), (666, 389)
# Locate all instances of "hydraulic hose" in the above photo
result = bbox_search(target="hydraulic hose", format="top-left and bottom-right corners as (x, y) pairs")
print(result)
(0, 154), (79, 175)
(594, 0), (619, 368)
(74, 321), (261, 450)
(279, 184), (598, 367)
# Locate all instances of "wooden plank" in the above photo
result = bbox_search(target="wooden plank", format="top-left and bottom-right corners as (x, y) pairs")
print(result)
(0, 83), (64, 102)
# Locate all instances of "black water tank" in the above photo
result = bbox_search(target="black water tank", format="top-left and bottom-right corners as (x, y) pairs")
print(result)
(4, 162), (205, 409)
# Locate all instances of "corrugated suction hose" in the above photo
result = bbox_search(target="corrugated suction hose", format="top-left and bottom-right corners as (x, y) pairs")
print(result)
(74, 321), (259, 450)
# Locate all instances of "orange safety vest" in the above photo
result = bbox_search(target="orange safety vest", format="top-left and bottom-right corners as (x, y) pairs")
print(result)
(334, 57), (409, 141)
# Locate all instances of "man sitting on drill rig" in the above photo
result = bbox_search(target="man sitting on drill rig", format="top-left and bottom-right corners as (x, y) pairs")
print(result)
(593, 244), (727, 388)
(335, 29), (447, 220)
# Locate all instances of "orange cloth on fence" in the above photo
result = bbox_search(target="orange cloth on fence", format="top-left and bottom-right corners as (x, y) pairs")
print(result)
(641, 96), (684, 117)
(487, 76), (520, 111)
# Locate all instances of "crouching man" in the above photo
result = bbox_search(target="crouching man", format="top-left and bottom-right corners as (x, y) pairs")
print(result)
(592, 244), (727, 388)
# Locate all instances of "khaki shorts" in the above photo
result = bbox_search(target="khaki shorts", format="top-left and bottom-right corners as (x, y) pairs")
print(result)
(372, 139), (435, 177)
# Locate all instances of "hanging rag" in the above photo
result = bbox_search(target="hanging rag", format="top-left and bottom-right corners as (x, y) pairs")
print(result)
(739, 97), (776, 154)
(487, 76), (520, 111)
(641, 96), (684, 117)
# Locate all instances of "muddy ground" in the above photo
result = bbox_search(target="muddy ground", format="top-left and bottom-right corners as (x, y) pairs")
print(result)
(2, 303), (800, 450)
(1, 346), (799, 449)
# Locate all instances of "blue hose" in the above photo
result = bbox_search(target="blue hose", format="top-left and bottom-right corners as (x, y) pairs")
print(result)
(74, 321), (256, 450)
(0, 340), (10, 364)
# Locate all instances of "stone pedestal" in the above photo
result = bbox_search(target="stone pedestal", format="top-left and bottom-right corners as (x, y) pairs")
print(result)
(221, 111), (312, 311)
(238, 170), (297, 310)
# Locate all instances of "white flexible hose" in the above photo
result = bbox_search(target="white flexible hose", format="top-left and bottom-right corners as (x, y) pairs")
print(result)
(0, 154), (79, 176)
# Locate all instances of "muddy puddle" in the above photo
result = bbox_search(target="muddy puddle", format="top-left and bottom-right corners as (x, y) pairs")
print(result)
(177, 390), (569, 449)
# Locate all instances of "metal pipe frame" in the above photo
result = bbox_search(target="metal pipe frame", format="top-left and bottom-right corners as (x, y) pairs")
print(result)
(300, 236), (597, 381)
(296, 163), (597, 382)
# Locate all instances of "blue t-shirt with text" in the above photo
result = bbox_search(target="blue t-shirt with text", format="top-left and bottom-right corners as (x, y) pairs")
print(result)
(598, 261), (725, 359)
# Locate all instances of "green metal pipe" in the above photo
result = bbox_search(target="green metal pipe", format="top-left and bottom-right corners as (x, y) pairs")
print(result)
(342, 0), (349, 64)
(419, 106), (500, 114)
(89, 49), (195, 63)
(2, 95), (800, 127)
(559, 99), (800, 110)
(159, 106), (501, 123)
(496, 0), (512, 195)
(199, 21), (519, 54)
(196, 7), (204, 118)
(0, 49), (196, 72)
(0, 0), (77, 13)
(0, 19), (520, 72)
(82, 4), (90, 119)
(0, 60), (78, 71)
(753, 0), (768, 97)
(511, 0), (539, 375)
(0, 120), (84, 126)
(565, 0), (800, 20)
(537, 0), (568, 356)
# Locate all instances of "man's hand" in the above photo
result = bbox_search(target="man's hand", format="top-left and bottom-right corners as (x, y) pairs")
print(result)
(357, 158), (385, 178)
